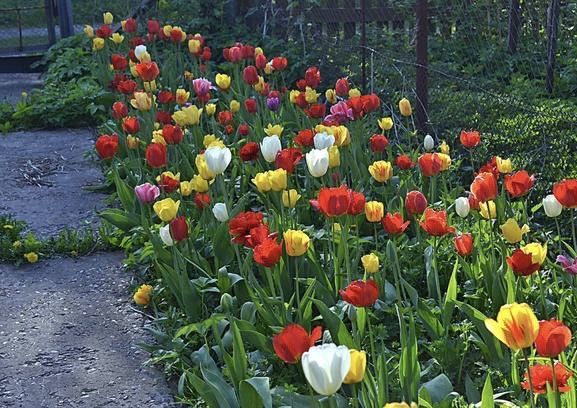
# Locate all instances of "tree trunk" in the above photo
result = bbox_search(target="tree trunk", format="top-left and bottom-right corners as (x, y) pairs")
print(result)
(546, 0), (561, 94)
(415, 0), (428, 135)
(507, 0), (521, 53)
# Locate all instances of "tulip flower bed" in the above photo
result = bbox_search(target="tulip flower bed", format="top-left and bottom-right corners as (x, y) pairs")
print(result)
(89, 14), (577, 408)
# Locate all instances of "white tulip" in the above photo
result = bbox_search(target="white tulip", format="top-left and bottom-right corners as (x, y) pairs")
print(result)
(260, 136), (282, 163)
(159, 224), (174, 246)
(212, 203), (229, 222)
(204, 146), (232, 175)
(455, 197), (470, 218)
(306, 148), (329, 178)
(313, 132), (335, 150)
(543, 194), (563, 218)
(134, 45), (148, 61)
(424, 134), (435, 151)
(301, 343), (351, 396)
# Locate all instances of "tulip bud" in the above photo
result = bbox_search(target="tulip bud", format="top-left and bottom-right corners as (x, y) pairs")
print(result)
(204, 146), (232, 175)
(343, 350), (366, 384)
(282, 189), (301, 208)
(399, 98), (412, 116)
(423, 134), (435, 151)
(361, 253), (379, 273)
(543, 194), (562, 218)
(212, 203), (229, 222)
(159, 224), (174, 246)
(305, 148), (329, 178)
(220, 293), (234, 314)
(260, 136), (282, 163)
(103, 12), (113, 25)
(205, 103), (216, 116)
(455, 197), (470, 218)
(302, 344), (351, 396)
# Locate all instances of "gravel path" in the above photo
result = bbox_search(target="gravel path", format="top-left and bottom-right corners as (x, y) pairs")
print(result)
(0, 129), (176, 407)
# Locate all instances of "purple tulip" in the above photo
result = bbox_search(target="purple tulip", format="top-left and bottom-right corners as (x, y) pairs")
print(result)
(557, 255), (577, 275)
(192, 78), (212, 96)
(135, 182), (160, 204)
(266, 96), (280, 111)
(323, 101), (353, 125)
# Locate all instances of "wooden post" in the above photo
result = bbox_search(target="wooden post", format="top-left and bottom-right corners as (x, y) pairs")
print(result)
(57, 0), (74, 38)
(546, 0), (560, 94)
(45, 0), (57, 46)
(415, 0), (428, 135)
(344, 0), (356, 38)
(361, 0), (367, 93)
(507, 0), (521, 53)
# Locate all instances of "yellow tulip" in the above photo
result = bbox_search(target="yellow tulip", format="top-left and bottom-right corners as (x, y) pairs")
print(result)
(283, 230), (310, 256)
(305, 87), (319, 104)
(253, 76), (265, 93)
(348, 88), (361, 98)
(343, 350), (366, 384)
(162, 25), (172, 37)
(328, 146), (340, 168)
(521, 242), (547, 265)
(153, 198), (180, 222)
(264, 63), (274, 75)
(496, 156), (513, 174)
(143, 80), (156, 92)
(365, 201), (384, 222)
(439, 140), (450, 154)
(333, 126), (350, 146)
(152, 130), (166, 145)
(268, 169), (287, 192)
(190, 174), (211, 192)
(384, 403), (417, 408)
(438, 153), (452, 171)
(264, 123), (283, 137)
(378, 117), (393, 131)
(179, 181), (193, 197)
(195, 154), (215, 180)
(83, 25), (94, 38)
(103, 12), (113, 25)
(399, 98), (412, 117)
(484, 303), (539, 350)
(184, 70), (194, 81)
(205, 103), (216, 116)
(252, 172), (272, 192)
(282, 189), (301, 208)
(479, 200), (497, 220)
(289, 90), (300, 104)
(230, 100), (240, 113)
(368, 160), (393, 183)
(254, 47), (264, 56)
(215, 73), (231, 91)
(188, 38), (201, 54)
(92, 37), (105, 51)
(361, 254), (379, 273)
(325, 89), (337, 104)
(126, 135), (140, 149)
(130, 91), (152, 111)
(173, 105), (201, 126)
(175, 88), (190, 105)
(156, 171), (180, 184)
(133, 284), (153, 306)
(24, 252), (39, 263)
(110, 33), (124, 45)
(500, 218), (530, 244)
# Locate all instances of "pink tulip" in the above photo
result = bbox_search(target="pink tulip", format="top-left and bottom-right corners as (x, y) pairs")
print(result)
(135, 182), (160, 204)
(192, 78), (212, 96)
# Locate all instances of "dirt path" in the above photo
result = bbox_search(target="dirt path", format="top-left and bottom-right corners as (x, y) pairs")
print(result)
(0, 129), (176, 407)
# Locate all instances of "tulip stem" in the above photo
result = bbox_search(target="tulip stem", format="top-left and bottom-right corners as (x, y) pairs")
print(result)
(523, 349), (536, 408)
(572, 209), (577, 252)
(550, 357), (561, 408)
(295, 257), (303, 323)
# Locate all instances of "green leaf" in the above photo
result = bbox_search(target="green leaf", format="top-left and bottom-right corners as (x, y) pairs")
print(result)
(420, 373), (453, 403)
(312, 299), (356, 348)
(240, 377), (272, 408)
(112, 167), (135, 212)
(98, 209), (139, 231)
(480, 374), (494, 408)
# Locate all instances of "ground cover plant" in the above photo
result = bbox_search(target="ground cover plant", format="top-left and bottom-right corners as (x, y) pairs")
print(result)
(89, 13), (577, 407)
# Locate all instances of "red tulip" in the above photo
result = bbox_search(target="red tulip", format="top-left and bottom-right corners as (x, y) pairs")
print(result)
(169, 216), (188, 241)
(145, 143), (167, 168)
(317, 186), (351, 217)
(255, 53), (267, 70)
(454, 233), (473, 256)
(242, 65), (259, 85)
(470, 172), (498, 203)
(147, 19), (160, 35)
(122, 117), (140, 134)
(162, 124), (183, 144)
(395, 154), (415, 170)
(294, 129), (315, 147)
(244, 98), (257, 114)
(157, 90), (174, 104)
(504, 170), (535, 198)
(275, 147), (303, 173)
(553, 179), (577, 208)
(239, 142), (259, 162)
(253, 238), (283, 268)
(271, 56), (288, 71)
(111, 101), (128, 120)
(340, 279), (379, 307)
(228, 211), (264, 246)
(193, 192), (210, 210)
(420, 208), (455, 236)
(123, 18), (137, 33)
(238, 123), (250, 136)
(521, 362), (572, 394)
(335, 77), (350, 96)
(347, 191), (366, 215)
(507, 249), (539, 276)
(135, 62), (160, 82)
(305, 103), (326, 119)
(478, 157), (500, 179)
(405, 190), (428, 217)
(95, 24), (112, 38)
(460, 130), (481, 148)
(272, 324), (322, 364)
(243, 224), (275, 249)
(304, 66), (321, 88)
(117, 79), (137, 94)
(95, 134), (119, 159)
(369, 134), (388, 152)
(158, 173), (180, 193)
(382, 212), (410, 235)
(418, 153), (442, 177)
(156, 111), (173, 125)
(535, 320), (572, 358)
(111, 54), (128, 71)
(217, 111), (233, 126)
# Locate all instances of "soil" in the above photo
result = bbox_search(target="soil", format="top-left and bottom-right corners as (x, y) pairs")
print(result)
(0, 129), (177, 407)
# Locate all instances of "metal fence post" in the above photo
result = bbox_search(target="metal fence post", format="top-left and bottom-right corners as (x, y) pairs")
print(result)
(361, 0), (367, 93)
(45, 0), (56, 45)
(546, 0), (560, 94)
(415, 0), (428, 134)
(57, 0), (74, 38)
